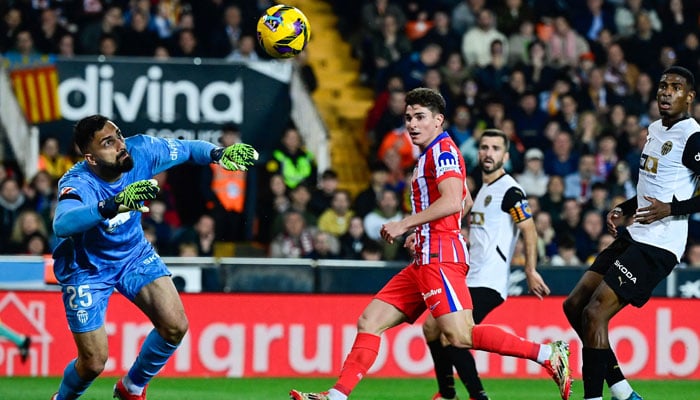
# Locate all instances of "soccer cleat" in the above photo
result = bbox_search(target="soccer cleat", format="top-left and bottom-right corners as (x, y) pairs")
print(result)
(50, 393), (58, 400)
(542, 340), (572, 400)
(113, 379), (148, 400)
(612, 392), (643, 400)
(431, 393), (461, 400)
(289, 389), (330, 400)
(19, 336), (31, 363)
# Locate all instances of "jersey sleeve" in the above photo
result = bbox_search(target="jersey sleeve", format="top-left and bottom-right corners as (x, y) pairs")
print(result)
(434, 144), (465, 184)
(501, 186), (532, 223)
(130, 135), (217, 176)
(682, 132), (700, 175)
(53, 175), (105, 237)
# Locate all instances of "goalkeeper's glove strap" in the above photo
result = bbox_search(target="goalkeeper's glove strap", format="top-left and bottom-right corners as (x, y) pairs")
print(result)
(210, 147), (224, 163)
(98, 196), (120, 219)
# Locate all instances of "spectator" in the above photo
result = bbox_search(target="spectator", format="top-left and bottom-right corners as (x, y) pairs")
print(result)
(534, 210), (557, 263)
(3, 29), (53, 68)
(659, 0), (693, 48)
(57, 33), (76, 57)
(579, 67), (623, 116)
(38, 136), (74, 182)
(256, 173), (290, 244)
(339, 216), (372, 260)
(495, 0), (535, 37)
(417, 9), (461, 62)
(681, 241), (700, 269)
(368, 13), (412, 89)
(620, 11), (663, 73)
(360, 238), (384, 261)
(172, 214), (217, 257)
(377, 126), (419, 172)
(460, 8), (508, 68)
(369, 89), (406, 160)
(603, 42), (639, 98)
(511, 90), (549, 151)
(564, 153), (604, 202)
(169, 28), (203, 58)
(272, 182), (317, 239)
(551, 93), (580, 134)
(614, 0), (661, 38)
(393, 41), (443, 91)
(517, 39), (558, 93)
(98, 32), (120, 56)
(309, 169), (339, 217)
(354, 161), (391, 218)
(607, 160), (635, 199)
(544, 130), (579, 177)
(446, 104), (474, 147)
(265, 125), (317, 190)
(0, 177), (29, 253)
(8, 209), (48, 254)
(573, 0), (616, 42)
(0, 8), (24, 53)
(79, 5), (124, 55)
(318, 190), (354, 237)
(574, 209), (604, 262)
(142, 198), (174, 255)
(295, 49), (318, 93)
(23, 231), (50, 255)
(546, 14), (589, 69)
(119, 8), (159, 57)
(269, 209), (315, 258)
(593, 133), (618, 180)
(539, 175), (566, 224)
(24, 170), (56, 230)
(507, 19), (537, 67)
(451, 0), (486, 36)
(574, 110), (604, 155)
(308, 230), (340, 260)
(209, 4), (245, 57)
(554, 197), (582, 238)
(549, 234), (582, 266)
(581, 181), (610, 217)
(225, 34), (259, 62)
(363, 188), (404, 260)
(33, 7), (70, 54)
(585, 232), (615, 266)
(473, 39), (511, 93)
(516, 148), (549, 197)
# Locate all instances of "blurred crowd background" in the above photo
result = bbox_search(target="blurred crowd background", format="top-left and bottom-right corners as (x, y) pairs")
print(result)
(2, 0), (700, 270)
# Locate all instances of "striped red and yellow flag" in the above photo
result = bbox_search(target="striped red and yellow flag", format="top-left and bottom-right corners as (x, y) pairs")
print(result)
(9, 65), (61, 124)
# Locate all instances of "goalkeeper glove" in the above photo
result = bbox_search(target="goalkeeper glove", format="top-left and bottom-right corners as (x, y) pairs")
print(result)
(98, 179), (160, 219)
(212, 143), (259, 171)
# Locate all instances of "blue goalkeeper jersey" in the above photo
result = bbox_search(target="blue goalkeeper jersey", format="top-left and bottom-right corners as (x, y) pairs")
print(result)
(52, 135), (215, 275)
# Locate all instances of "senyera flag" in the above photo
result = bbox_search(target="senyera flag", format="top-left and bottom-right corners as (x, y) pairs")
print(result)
(10, 64), (62, 124)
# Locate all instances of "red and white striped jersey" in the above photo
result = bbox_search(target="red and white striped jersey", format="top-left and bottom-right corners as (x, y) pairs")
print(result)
(411, 132), (469, 265)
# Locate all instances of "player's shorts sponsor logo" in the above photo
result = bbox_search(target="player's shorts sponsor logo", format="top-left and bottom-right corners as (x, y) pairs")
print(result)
(143, 254), (160, 265)
(422, 288), (442, 300)
(436, 151), (460, 175)
(614, 259), (637, 284)
(77, 310), (89, 324)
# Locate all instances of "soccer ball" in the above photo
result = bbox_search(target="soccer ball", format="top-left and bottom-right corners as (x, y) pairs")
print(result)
(257, 5), (311, 59)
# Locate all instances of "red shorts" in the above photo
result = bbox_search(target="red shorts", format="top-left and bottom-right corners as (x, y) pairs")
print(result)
(375, 261), (472, 323)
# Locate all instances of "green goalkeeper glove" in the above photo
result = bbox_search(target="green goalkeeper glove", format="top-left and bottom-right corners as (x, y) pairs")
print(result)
(98, 179), (160, 218)
(215, 143), (259, 171)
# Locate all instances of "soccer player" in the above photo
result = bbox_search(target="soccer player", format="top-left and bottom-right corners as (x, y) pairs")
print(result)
(289, 88), (572, 400)
(563, 65), (700, 400)
(49, 115), (258, 400)
(424, 129), (551, 400)
(0, 318), (31, 363)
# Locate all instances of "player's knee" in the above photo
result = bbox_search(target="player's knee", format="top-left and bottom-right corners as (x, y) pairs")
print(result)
(77, 354), (108, 379)
(562, 296), (577, 319)
(422, 320), (440, 341)
(443, 330), (472, 348)
(582, 301), (604, 328)
(159, 318), (189, 344)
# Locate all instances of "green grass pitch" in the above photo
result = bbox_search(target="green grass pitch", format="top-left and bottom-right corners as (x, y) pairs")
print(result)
(1, 377), (697, 399)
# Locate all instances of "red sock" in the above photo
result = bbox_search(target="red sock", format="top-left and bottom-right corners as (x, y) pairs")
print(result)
(472, 324), (540, 361)
(333, 333), (381, 396)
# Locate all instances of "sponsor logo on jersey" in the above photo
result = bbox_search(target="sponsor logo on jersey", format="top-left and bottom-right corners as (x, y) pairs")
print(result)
(614, 259), (637, 284)
(661, 140), (673, 155)
(436, 151), (460, 175)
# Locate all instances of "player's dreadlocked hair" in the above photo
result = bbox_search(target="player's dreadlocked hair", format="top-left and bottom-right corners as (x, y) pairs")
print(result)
(74, 114), (110, 154)
(405, 87), (446, 116)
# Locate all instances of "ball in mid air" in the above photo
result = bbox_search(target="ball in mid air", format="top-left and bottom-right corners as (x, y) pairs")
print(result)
(257, 5), (311, 59)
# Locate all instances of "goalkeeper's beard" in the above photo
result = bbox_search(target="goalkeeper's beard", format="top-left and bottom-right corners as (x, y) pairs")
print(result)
(96, 152), (135, 176)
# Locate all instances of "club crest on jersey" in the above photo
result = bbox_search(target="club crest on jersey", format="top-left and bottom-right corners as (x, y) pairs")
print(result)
(484, 195), (492, 206)
(661, 140), (673, 155)
(436, 151), (460, 175)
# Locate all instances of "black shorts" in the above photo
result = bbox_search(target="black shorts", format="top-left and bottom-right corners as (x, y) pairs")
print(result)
(469, 286), (504, 323)
(589, 230), (677, 307)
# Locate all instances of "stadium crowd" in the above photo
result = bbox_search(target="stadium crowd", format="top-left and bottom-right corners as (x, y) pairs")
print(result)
(2, 0), (700, 269)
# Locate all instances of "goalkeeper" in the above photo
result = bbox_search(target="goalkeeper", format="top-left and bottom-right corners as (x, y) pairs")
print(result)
(50, 114), (258, 400)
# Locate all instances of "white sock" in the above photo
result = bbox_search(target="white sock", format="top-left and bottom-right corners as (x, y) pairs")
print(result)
(327, 388), (347, 400)
(584, 397), (603, 400)
(610, 380), (634, 399)
(123, 375), (144, 395)
(536, 343), (552, 364)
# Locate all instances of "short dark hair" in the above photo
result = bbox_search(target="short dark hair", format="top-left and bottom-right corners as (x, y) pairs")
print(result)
(479, 128), (510, 151)
(221, 122), (240, 133)
(663, 66), (696, 89)
(74, 114), (109, 154)
(321, 169), (338, 180)
(405, 87), (446, 116)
